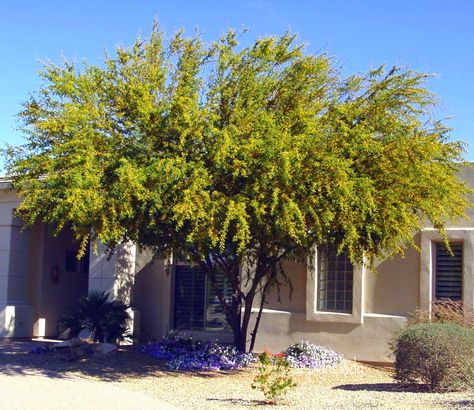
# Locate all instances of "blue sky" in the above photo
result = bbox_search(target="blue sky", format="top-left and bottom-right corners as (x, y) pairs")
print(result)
(1, 1), (473, 158)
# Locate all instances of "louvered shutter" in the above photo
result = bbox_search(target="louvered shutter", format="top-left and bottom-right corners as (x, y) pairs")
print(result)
(174, 265), (231, 332)
(205, 270), (232, 331)
(435, 243), (463, 301)
(174, 265), (205, 329)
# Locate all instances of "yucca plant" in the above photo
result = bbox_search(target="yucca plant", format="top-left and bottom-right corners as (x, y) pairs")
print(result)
(59, 290), (130, 343)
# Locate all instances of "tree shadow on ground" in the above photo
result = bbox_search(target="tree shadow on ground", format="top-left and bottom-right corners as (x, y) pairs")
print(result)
(333, 382), (432, 393)
(334, 383), (474, 408)
(452, 399), (474, 408)
(207, 398), (272, 407)
(0, 340), (246, 381)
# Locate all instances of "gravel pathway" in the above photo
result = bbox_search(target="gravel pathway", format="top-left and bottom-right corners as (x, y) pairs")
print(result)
(0, 339), (472, 409)
(119, 360), (472, 409)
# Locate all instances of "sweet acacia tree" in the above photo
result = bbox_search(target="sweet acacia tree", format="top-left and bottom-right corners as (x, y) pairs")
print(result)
(5, 24), (470, 351)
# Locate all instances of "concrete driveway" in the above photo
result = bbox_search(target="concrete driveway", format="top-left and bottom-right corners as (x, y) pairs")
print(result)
(0, 372), (177, 410)
(0, 339), (177, 410)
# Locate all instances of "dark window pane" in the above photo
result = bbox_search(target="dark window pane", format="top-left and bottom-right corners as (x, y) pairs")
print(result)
(436, 243), (462, 301)
(317, 245), (353, 313)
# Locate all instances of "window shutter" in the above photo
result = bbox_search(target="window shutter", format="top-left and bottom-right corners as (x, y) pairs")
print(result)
(174, 265), (205, 329)
(435, 243), (463, 301)
(205, 270), (232, 331)
(174, 265), (231, 332)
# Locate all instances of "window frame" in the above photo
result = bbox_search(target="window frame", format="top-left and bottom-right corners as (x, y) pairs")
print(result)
(420, 229), (474, 313)
(420, 227), (474, 312)
(306, 245), (364, 324)
(317, 244), (354, 314)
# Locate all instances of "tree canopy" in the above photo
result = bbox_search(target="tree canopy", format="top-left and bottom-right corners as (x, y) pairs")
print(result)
(5, 24), (471, 350)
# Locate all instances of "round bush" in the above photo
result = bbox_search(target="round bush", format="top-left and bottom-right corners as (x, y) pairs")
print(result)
(393, 323), (474, 391)
(285, 340), (343, 368)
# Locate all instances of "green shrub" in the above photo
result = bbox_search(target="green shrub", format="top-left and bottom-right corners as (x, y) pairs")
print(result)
(452, 355), (474, 393)
(251, 351), (297, 403)
(393, 323), (474, 391)
(59, 290), (130, 343)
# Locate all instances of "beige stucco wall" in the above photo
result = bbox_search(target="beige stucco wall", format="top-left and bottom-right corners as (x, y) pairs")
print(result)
(129, 253), (414, 361)
(133, 249), (171, 341)
(262, 259), (306, 313)
(247, 254), (410, 361)
(89, 241), (136, 304)
(364, 235), (421, 316)
(249, 311), (405, 361)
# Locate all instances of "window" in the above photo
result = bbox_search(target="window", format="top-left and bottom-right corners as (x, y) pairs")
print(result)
(435, 242), (462, 301)
(419, 229), (473, 313)
(317, 245), (353, 313)
(174, 265), (232, 332)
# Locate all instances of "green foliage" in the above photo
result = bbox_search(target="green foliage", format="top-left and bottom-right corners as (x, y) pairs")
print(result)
(452, 355), (474, 393)
(393, 323), (474, 391)
(5, 22), (471, 350)
(59, 290), (130, 343)
(7, 23), (469, 263)
(251, 351), (297, 403)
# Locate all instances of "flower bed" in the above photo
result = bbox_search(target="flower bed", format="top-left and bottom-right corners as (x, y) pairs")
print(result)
(139, 337), (255, 371)
(285, 341), (343, 368)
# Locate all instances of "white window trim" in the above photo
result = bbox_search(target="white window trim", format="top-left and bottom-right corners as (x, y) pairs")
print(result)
(420, 228), (474, 312)
(306, 246), (364, 324)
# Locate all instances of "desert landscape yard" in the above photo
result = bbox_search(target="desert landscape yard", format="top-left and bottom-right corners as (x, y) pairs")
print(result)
(0, 340), (471, 410)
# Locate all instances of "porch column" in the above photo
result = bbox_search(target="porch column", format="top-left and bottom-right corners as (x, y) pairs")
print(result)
(0, 191), (34, 337)
(88, 241), (140, 340)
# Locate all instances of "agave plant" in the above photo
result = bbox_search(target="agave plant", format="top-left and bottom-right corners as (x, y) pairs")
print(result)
(59, 290), (130, 343)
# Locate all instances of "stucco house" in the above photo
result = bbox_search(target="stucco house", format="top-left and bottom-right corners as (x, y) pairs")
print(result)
(1, 167), (473, 362)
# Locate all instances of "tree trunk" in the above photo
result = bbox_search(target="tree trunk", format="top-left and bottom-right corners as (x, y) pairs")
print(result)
(229, 258), (270, 352)
(196, 250), (277, 352)
(248, 278), (271, 352)
(227, 285), (256, 352)
(229, 303), (245, 351)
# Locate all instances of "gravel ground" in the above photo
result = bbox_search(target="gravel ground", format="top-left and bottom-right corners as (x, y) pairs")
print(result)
(0, 340), (472, 409)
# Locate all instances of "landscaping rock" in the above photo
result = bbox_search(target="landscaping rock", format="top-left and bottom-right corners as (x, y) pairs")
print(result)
(57, 328), (71, 340)
(55, 340), (72, 348)
(55, 337), (83, 348)
(94, 343), (117, 356)
(78, 329), (91, 340)
(69, 337), (83, 347)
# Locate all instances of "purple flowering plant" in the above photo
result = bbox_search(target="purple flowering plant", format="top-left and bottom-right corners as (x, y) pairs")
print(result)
(285, 340), (343, 368)
(139, 336), (256, 371)
(29, 344), (55, 354)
